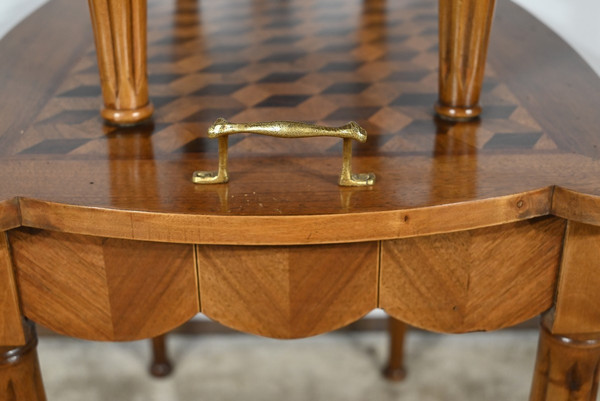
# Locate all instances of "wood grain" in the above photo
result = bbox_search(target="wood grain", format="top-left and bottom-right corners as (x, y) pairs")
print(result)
(17, 188), (552, 245)
(88, 0), (153, 124)
(0, 0), (598, 242)
(0, 320), (46, 401)
(0, 233), (25, 346)
(197, 243), (378, 338)
(552, 187), (600, 227)
(380, 217), (565, 333)
(437, 0), (496, 120)
(530, 319), (600, 401)
(0, 0), (92, 153)
(1, 0), (600, 398)
(549, 221), (600, 335)
(0, 1), (599, 398)
(489, 0), (600, 161)
(10, 229), (198, 341)
(0, 199), (20, 233)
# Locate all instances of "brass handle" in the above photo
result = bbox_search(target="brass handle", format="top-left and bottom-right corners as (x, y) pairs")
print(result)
(192, 118), (375, 186)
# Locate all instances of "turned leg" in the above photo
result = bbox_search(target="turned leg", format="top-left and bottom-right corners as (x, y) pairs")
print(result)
(382, 317), (407, 381)
(530, 320), (600, 401)
(88, 0), (153, 125)
(436, 0), (496, 120)
(149, 334), (173, 377)
(530, 221), (600, 400)
(0, 319), (46, 401)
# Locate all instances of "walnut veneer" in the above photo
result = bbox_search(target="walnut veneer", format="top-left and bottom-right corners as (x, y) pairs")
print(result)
(2, 0), (600, 399)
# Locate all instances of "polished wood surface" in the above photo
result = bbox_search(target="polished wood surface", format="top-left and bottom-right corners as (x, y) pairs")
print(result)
(0, 233), (25, 347)
(436, 0), (496, 120)
(197, 243), (378, 338)
(87, 0), (497, 124)
(2, 0), (600, 399)
(0, 320), (46, 401)
(0, 200), (20, 233)
(487, 10), (600, 163)
(549, 222), (600, 335)
(530, 318), (600, 401)
(10, 229), (198, 341)
(88, 0), (153, 124)
(17, 189), (552, 245)
(0, 0), (598, 245)
(380, 217), (565, 333)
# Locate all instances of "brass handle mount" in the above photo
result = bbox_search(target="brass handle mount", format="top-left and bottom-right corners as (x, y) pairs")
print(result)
(192, 118), (375, 186)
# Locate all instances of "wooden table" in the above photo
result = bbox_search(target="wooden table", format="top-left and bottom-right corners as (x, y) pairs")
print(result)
(2, 0), (600, 399)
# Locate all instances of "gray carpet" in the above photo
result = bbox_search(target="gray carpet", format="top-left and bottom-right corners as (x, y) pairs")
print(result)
(38, 330), (543, 401)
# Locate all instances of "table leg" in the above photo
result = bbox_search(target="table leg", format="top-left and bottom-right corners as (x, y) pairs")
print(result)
(149, 334), (173, 377)
(530, 319), (600, 401)
(0, 319), (46, 401)
(382, 317), (407, 381)
(436, 0), (496, 121)
(88, 0), (153, 125)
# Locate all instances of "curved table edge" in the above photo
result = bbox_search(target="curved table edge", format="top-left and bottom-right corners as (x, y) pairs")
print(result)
(1, 186), (597, 244)
(7, 188), (550, 244)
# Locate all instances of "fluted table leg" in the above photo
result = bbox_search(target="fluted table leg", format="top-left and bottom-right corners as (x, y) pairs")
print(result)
(436, 0), (496, 121)
(0, 319), (46, 401)
(88, 0), (153, 125)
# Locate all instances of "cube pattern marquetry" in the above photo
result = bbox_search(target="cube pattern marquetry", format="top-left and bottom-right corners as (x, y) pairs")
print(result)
(3, 0), (555, 159)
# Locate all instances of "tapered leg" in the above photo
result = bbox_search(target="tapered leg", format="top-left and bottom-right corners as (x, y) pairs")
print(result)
(530, 320), (600, 401)
(0, 319), (46, 401)
(382, 317), (407, 381)
(149, 334), (173, 377)
(88, 0), (153, 125)
(436, 0), (496, 121)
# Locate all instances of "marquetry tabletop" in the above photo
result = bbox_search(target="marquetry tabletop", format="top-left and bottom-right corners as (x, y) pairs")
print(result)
(0, 0), (599, 245)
